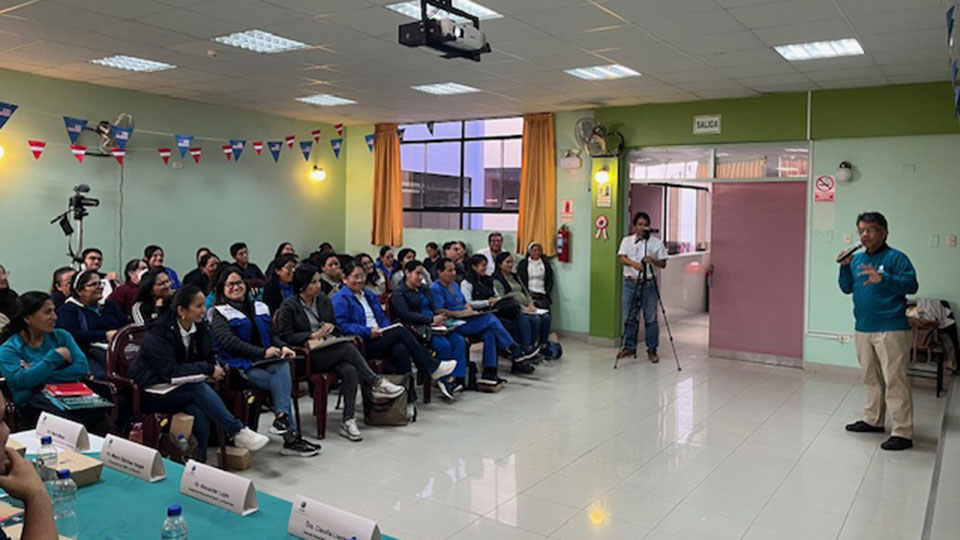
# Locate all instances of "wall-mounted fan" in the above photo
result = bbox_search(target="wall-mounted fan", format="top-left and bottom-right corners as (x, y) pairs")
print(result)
(574, 117), (624, 158)
(95, 112), (135, 154)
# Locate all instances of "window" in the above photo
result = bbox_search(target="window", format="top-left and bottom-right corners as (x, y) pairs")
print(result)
(664, 185), (709, 254)
(401, 117), (523, 230)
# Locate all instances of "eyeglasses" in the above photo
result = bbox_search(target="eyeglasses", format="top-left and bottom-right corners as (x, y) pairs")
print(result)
(86, 257), (102, 262)
(83, 282), (104, 290)
(225, 281), (245, 289)
(858, 227), (881, 236)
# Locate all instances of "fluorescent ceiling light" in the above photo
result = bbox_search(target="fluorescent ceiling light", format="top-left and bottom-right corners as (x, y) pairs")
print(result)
(774, 38), (864, 61)
(411, 82), (480, 95)
(564, 64), (640, 80)
(213, 29), (309, 54)
(387, 0), (502, 23)
(296, 94), (357, 106)
(89, 55), (175, 72)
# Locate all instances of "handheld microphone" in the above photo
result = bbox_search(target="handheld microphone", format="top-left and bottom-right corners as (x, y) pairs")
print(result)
(836, 243), (864, 263)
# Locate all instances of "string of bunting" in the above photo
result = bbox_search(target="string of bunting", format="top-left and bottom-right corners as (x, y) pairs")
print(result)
(0, 98), (378, 165)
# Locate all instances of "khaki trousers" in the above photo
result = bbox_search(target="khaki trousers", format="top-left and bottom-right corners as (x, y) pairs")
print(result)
(855, 330), (913, 439)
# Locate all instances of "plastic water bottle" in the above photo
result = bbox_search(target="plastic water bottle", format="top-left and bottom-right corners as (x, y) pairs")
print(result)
(52, 470), (78, 540)
(176, 434), (190, 458)
(161, 505), (188, 540)
(36, 436), (58, 497)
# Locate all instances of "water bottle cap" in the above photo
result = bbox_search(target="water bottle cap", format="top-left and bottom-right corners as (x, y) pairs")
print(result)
(56, 469), (71, 480)
(167, 505), (182, 517)
(177, 434), (185, 440)
(40, 436), (52, 445)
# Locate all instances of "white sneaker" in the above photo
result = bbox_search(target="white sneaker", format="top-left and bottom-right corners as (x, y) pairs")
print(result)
(233, 427), (269, 452)
(339, 418), (363, 442)
(431, 360), (457, 381)
(371, 377), (405, 400)
(406, 404), (417, 422)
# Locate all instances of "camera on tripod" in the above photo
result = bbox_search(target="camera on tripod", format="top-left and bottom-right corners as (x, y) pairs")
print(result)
(69, 184), (99, 221)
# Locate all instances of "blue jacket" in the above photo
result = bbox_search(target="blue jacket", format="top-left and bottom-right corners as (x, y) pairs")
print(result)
(0, 329), (90, 405)
(331, 287), (391, 341)
(163, 267), (182, 290)
(55, 298), (127, 352)
(839, 244), (918, 332)
(209, 301), (274, 370)
(431, 280), (468, 311)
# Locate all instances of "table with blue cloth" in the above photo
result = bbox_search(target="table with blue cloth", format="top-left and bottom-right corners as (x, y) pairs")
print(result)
(10, 446), (401, 540)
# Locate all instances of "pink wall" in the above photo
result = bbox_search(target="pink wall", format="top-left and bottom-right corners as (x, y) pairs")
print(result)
(629, 184), (663, 231)
(709, 182), (806, 362)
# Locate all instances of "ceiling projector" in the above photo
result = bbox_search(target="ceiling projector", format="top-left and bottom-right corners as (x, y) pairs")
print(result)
(398, 0), (492, 61)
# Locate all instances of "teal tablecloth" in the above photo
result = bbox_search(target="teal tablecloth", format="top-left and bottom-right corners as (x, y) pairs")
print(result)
(67, 456), (400, 540)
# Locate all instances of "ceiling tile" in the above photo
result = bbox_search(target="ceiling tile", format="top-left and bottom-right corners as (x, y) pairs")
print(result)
(676, 78), (750, 92)
(728, 0), (841, 29)
(752, 18), (854, 46)
(835, 0), (948, 17)
(495, 36), (589, 59)
(858, 28), (945, 53)
(601, 0), (723, 22)
(515, 4), (622, 35)
(260, 0), (371, 16)
(694, 88), (759, 100)
(654, 69), (732, 84)
(641, 11), (747, 41)
(479, 17), (549, 45)
(872, 48), (948, 66)
(321, 6), (410, 37)
(792, 54), (878, 73)
(719, 60), (798, 78)
(816, 76), (888, 89)
(881, 61), (951, 76)
(697, 48), (784, 68)
(804, 66), (884, 82)
(49, 0), (173, 20)
(886, 72), (949, 85)
(185, 0), (304, 27)
(849, 6), (949, 36)
(562, 25), (660, 51)
(670, 31), (767, 55)
(476, 0), (585, 16)
(136, 8), (248, 38)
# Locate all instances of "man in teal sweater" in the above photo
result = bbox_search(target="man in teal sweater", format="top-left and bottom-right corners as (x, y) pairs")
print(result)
(839, 212), (918, 451)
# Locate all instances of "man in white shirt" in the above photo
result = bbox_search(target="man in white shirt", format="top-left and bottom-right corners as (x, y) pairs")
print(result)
(477, 232), (503, 276)
(617, 212), (668, 363)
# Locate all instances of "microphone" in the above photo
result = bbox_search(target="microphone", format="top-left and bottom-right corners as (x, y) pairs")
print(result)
(836, 243), (863, 263)
(637, 228), (660, 242)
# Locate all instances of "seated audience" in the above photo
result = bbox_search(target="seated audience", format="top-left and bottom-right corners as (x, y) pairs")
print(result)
(494, 252), (553, 356)
(49, 267), (75, 308)
(55, 270), (126, 379)
(265, 242), (296, 279)
(0, 391), (60, 540)
(477, 232), (504, 276)
(130, 285), (269, 462)
(183, 252), (220, 292)
(144, 245), (181, 290)
(376, 246), (397, 285)
(333, 261), (455, 416)
(0, 292), (102, 428)
(462, 255), (541, 359)
(431, 258), (537, 381)
(262, 254), (298, 313)
(517, 242), (554, 309)
(311, 252), (342, 295)
(422, 242), (441, 278)
(107, 259), (148, 318)
(276, 265), (405, 442)
(209, 267), (318, 457)
(391, 261), (463, 400)
(0, 265), (17, 332)
(132, 269), (173, 326)
(81, 248), (119, 300)
(181, 247), (212, 289)
(318, 242), (334, 253)
(439, 241), (466, 282)
(355, 253), (388, 296)
(390, 248), (431, 289)
(231, 242), (265, 281)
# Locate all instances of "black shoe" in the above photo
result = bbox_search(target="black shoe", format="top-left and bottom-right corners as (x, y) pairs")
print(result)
(281, 436), (320, 457)
(479, 369), (506, 385)
(511, 359), (535, 374)
(435, 378), (455, 401)
(845, 420), (885, 433)
(270, 413), (291, 436)
(880, 436), (913, 451)
(616, 348), (637, 359)
(511, 346), (540, 363)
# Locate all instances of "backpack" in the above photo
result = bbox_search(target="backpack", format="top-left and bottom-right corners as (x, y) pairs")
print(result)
(545, 341), (563, 360)
(361, 373), (411, 426)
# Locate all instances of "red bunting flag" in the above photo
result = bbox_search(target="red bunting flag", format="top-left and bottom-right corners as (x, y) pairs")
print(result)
(284, 135), (296, 149)
(253, 141), (263, 155)
(189, 147), (202, 164)
(70, 145), (87, 164)
(311, 129), (321, 143)
(222, 145), (233, 161)
(111, 147), (126, 165)
(335, 123), (343, 137)
(28, 140), (46, 160)
(158, 148), (171, 164)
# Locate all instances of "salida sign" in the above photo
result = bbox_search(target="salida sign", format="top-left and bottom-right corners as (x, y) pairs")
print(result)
(693, 114), (722, 134)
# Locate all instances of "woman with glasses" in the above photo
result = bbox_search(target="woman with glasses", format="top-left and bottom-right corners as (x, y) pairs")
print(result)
(54, 270), (126, 379)
(49, 267), (75, 308)
(263, 254), (299, 313)
(144, 245), (181, 290)
(132, 269), (174, 327)
(183, 252), (221, 293)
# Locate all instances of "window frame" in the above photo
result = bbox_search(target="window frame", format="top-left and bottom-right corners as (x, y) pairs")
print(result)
(400, 118), (524, 225)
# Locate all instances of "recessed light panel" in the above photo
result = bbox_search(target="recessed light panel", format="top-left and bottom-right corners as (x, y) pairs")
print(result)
(564, 64), (641, 80)
(213, 29), (309, 54)
(774, 39), (864, 61)
(89, 55), (175, 72)
(296, 94), (357, 106)
(387, 0), (502, 23)
(411, 82), (480, 95)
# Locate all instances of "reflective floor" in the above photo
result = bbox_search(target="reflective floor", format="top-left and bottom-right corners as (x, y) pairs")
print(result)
(241, 317), (944, 540)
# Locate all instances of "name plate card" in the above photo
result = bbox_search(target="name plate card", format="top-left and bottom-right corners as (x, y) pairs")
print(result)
(101, 434), (165, 482)
(36, 412), (89, 452)
(179, 459), (258, 516)
(288, 495), (381, 540)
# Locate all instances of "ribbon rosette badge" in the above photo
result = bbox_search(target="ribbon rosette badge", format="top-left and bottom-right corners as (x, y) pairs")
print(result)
(594, 215), (609, 240)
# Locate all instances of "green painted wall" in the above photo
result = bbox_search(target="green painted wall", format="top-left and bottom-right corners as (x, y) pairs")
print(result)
(588, 157), (623, 339)
(595, 92), (808, 147)
(0, 69), (344, 291)
(805, 134), (960, 367)
(342, 113), (593, 334)
(811, 82), (960, 140)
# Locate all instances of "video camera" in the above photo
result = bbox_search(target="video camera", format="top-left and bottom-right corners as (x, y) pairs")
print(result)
(69, 184), (100, 220)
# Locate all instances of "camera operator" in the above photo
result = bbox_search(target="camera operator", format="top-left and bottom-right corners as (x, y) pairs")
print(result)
(617, 212), (667, 363)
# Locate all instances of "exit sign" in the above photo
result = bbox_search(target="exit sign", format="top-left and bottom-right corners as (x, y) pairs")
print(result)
(693, 115), (721, 134)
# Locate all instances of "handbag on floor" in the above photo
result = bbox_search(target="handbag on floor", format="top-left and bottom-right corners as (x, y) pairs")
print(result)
(361, 373), (410, 426)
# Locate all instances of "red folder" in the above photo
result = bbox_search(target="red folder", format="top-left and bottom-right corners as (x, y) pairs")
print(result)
(44, 382), (93, 397)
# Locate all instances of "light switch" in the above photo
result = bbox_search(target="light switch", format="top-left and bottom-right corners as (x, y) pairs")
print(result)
(929, 234), (940, 247)
(842, 233), (852, 245)
(948, 235), (958, 248)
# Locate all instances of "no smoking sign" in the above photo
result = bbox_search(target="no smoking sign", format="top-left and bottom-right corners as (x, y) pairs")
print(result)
(814, 174), (835, 203)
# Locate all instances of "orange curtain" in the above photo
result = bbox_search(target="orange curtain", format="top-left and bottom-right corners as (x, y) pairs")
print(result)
(371, 123), (403, 246)
(517, 113), (556, 255)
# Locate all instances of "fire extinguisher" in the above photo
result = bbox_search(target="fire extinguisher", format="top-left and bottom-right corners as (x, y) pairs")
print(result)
(557, 225), (571, 263)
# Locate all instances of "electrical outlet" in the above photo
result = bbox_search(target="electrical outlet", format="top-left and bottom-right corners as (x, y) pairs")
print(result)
(948, 234), (958, 248)
(929, 234), (940, 247)
(839, 335), (852, 343)
(172, 162), (183, 170)
(842, 233), (852, 245)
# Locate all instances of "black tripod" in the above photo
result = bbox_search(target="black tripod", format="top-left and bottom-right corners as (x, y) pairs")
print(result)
(614, 232), (681, 371)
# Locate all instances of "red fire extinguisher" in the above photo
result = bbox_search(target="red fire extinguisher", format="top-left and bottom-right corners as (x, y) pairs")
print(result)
(557, 225), (571, 263)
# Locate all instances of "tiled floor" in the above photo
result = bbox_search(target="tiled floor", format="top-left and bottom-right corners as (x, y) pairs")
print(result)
(239, 316), (945, 540)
